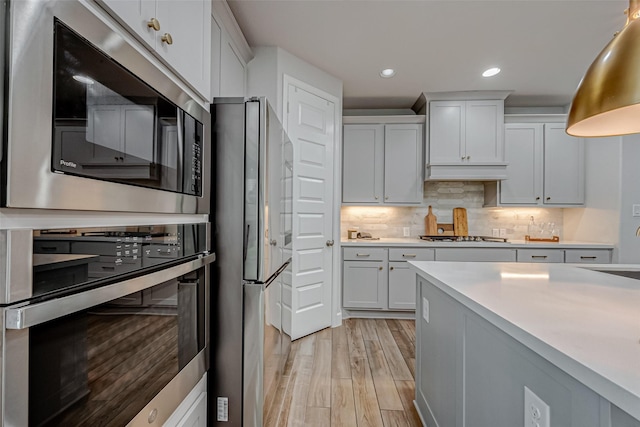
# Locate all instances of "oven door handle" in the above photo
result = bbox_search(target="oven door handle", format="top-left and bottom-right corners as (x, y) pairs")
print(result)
(5, 253), (216, 330)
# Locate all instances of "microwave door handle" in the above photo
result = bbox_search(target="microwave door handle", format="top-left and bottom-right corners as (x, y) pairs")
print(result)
(176, 110), (185, 191)
(4, 253), (215, 330)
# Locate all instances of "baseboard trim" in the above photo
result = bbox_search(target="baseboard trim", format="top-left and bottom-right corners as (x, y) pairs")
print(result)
(343, 309), (416, 320)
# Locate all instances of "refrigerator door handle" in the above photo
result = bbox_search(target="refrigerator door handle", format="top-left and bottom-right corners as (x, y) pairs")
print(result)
(244, 223), (250, 262)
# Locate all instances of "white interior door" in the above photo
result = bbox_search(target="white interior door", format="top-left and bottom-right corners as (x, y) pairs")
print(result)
(285, 83), (335, 340)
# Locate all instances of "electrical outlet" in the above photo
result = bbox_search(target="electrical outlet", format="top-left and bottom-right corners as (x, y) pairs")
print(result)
(422, 297), (430, 323)
(492, 228), (500, 237)
(217, 397), (229, 421)
(633, 204), (640, 217)
(499, 228), (507, 238)
(524, 386), (549, 427)
(403, 227), (410, 237)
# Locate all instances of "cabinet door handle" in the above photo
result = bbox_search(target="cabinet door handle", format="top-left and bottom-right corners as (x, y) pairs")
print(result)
(580, 256), (597, 260)
(147, 17), (160, 31)
(390, 266), (394, 271)
(161, 33), (173, 45)
(378, 266), (383, 271)
(101, 266), (116, 270)
(531, 255), (548, 259)
(356, 253), (370, 257)
(402, 254), (417, 258)
(38, 246), (58, 252)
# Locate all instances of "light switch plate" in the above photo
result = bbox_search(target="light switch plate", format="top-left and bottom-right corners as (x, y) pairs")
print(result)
(403, 227), (410, 237)
(422, 297), (430, 323)
(524, 386), (550, 427)
(492, 229), (499, 237)
(633, 204), (640, 217)
(499, 228), (507, 238)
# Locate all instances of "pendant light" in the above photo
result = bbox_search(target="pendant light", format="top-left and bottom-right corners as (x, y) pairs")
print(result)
(566, 0), (640, 137)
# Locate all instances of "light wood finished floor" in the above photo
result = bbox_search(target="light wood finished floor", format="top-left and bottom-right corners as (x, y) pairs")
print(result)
(266, 318), (421, 427)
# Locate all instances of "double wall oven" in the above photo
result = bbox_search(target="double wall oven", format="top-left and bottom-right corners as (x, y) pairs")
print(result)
(1, 0), (214, 426)
(1, 224), (214, 426)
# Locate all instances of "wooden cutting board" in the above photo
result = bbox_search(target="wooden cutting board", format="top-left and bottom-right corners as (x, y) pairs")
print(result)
(453, 207), (468, 236)
(425, 205), (438, 235)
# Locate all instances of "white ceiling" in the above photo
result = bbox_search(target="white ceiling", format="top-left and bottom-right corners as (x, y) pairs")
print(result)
(226, 0), (628, 110)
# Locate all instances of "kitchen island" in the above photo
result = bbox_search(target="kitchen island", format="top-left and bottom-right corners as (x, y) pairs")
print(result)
(409, 261), (640, 427)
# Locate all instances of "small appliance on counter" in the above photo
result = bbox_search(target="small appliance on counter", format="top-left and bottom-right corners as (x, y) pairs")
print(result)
(347, 228), (358, 239)
(356, 232), (380, 240)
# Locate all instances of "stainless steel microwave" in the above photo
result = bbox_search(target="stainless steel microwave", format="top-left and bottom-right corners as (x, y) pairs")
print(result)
(0, 0), (210, 214)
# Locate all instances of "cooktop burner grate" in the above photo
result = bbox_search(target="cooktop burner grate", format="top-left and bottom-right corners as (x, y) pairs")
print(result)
(419, 235), (508, 243)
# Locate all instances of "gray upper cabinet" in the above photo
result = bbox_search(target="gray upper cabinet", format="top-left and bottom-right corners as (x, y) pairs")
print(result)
(544, 123), (584, 205)
(98, 0), (211, 100)
(342, 124), (384, 203)
(486, 120), (584, 207)
(384, 124), (424, 204)
(342, 120), (424, 205)
(427, 98), (507, 180)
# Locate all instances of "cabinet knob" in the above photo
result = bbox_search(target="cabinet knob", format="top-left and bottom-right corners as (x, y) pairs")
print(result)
(461, 156), (466, 160)
(161, 33), (173, 45)
(536, 197), (541, 201)
(390, 266), (394, 271)
(385, 196), (389, 200)
(467, 155), (471, 160)
(546, 197), (551, 201)
(375, 196), (379, 200)
(378, 266), (383, 271)
(147, 17), (160, 31)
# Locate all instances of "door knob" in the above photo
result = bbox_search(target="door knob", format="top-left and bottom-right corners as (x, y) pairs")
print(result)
(270, 239), (277, 246)
(326, 240), (334, 247)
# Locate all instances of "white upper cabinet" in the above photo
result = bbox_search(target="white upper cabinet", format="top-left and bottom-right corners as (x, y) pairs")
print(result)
(427, 98), (506, 180)
(342, 124), (384, 203)
(543, 123), (584, 205)
(486, 119), (584, 207)
(342, 119), (424, 205)
(98, 0), (211, 100)
(219, 30), (247, 97)
(384, 124), (423, 203)
(429, 101), (465, 163)
(500, 124), (543, 205)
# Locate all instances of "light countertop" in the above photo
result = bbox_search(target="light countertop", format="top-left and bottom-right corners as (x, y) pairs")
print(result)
(408, 261), (640, 420)
(341, 237), (615, 249)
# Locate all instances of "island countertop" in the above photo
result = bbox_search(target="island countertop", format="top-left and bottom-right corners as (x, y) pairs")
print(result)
(408, 261), (640, 421)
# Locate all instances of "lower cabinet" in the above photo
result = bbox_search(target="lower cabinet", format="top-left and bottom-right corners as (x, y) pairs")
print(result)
(416, 277), (639, 427)
(343, 247), (434, 311)
(343, 260), (387, 309)
(342, 245), (612, 312)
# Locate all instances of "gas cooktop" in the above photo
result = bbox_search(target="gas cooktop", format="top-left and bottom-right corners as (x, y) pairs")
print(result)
(419, 235), (508, 243)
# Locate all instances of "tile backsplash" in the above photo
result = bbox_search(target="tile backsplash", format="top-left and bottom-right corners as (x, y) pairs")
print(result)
(341, 182), (564, 240)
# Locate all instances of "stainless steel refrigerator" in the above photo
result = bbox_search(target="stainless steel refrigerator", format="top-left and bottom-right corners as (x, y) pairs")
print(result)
(211, 98), (293, 427)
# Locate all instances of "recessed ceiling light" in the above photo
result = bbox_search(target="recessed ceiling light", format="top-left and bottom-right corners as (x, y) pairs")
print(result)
(482, 67), (501, 78)
(73, 75), (95, 85)
(380, 68), (396, 78)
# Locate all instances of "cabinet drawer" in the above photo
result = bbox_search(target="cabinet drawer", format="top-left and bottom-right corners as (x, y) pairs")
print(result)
(34, 241), (71, 254)
(435, 248), (516, 262)
(516, 249), (564, 263)
(389, 248), (435, 262)
(565, 249), (611, 264)
(343, 247), (387, 261)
